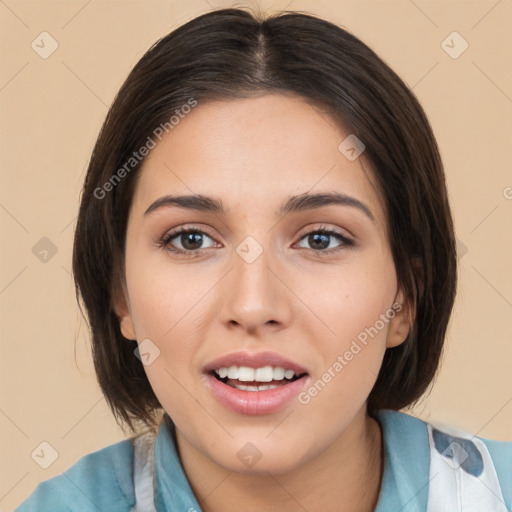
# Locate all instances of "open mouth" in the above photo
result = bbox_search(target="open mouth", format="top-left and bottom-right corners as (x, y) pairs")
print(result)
(204, 361), (311, 414)
(210, 366), (308, 392)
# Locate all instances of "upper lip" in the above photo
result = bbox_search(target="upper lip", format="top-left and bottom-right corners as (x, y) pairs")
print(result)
(203, 351), (309, 375)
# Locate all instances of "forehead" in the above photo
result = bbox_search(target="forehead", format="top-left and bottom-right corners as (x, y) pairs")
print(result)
(132, 94), (386, 228)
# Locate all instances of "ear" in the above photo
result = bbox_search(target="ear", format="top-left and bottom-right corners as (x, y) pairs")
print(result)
(386, 287), (414, 349)
(113, 283), (137, 341)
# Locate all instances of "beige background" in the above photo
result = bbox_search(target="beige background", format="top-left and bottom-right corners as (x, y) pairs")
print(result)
(1, 0), (511, 509)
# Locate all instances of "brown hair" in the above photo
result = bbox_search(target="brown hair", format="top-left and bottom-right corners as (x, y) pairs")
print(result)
(72, 7), (457, 433)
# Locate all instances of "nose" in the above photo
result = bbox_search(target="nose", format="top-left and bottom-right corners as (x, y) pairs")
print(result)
(218, 242), (292, 336)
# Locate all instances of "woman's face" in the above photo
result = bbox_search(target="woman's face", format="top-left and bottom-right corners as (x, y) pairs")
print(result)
(117, 94), (410, 474)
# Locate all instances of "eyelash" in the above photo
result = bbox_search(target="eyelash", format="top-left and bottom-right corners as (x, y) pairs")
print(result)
(159, 224), (355, 258)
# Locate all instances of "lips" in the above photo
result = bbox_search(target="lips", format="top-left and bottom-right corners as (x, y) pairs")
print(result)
(202, 351), (310, 415)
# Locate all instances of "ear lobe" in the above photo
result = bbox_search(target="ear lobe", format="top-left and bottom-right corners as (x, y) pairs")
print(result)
(386, 258), (423, 348)
(113, 285), (136, 341)
(386, 288), (414, 349)
(119, 313), (136, 341)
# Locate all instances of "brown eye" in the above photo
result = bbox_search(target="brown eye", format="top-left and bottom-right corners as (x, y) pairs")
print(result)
(161, 228), (217, 254)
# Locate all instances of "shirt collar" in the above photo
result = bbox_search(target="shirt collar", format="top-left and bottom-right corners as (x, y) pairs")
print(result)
(153, 414), (203, 512)
(374, 409), (430, 512)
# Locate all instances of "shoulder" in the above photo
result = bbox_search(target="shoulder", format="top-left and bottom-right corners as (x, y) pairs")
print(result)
(475, 435), (512, 507)
(377, 409), (512, 510)
(15, 438), (136, 512)
(378, 408), (512, 466)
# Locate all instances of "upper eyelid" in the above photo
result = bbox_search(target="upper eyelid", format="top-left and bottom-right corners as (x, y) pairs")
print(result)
(163, 225), (216, 241)
(297, 224), (353, 239)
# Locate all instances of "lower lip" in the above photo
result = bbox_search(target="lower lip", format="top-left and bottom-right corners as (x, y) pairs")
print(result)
(204, 373), (309, 415)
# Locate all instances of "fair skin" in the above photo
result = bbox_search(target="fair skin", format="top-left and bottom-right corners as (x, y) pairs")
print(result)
(116, 94), (412, 512)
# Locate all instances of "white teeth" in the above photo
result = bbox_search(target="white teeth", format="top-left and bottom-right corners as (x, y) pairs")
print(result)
(273, 367), (285, 380)
(284, 369), (295, 379)
(214, 365), (300, 382)
(238, 367), (255, 382)
(254, 366), (274, 382)
(234, 384), (280, 391)
(235, 384), (259, 391)
(227, 366), (239, 379)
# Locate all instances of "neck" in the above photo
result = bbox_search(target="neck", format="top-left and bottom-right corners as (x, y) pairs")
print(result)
(174, 409), (384, 512)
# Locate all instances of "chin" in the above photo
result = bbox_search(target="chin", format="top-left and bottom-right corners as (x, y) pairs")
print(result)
(207, 439), (310, 476)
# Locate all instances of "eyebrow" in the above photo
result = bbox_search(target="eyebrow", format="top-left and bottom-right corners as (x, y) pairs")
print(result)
(143, 192), (375, 222)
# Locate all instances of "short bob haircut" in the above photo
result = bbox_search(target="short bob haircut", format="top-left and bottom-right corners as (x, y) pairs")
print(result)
(72, 7), (457, 434)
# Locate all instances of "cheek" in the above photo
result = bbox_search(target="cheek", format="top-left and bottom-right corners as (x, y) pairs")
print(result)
(298, 255), (396, 399)
(124, 242), (206, 337)
(123, 246), (218, 399)
(304, 259), (397, 345)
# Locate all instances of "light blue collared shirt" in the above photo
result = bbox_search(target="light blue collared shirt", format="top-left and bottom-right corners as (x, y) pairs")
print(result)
(16, 410), (512, 511)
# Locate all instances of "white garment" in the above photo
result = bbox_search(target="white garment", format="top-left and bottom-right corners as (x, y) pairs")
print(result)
(131, 431), (158, 512)
(426, 422), (508, 512)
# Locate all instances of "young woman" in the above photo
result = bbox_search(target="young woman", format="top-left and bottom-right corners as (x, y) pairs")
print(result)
(16, 7), (511, 512)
